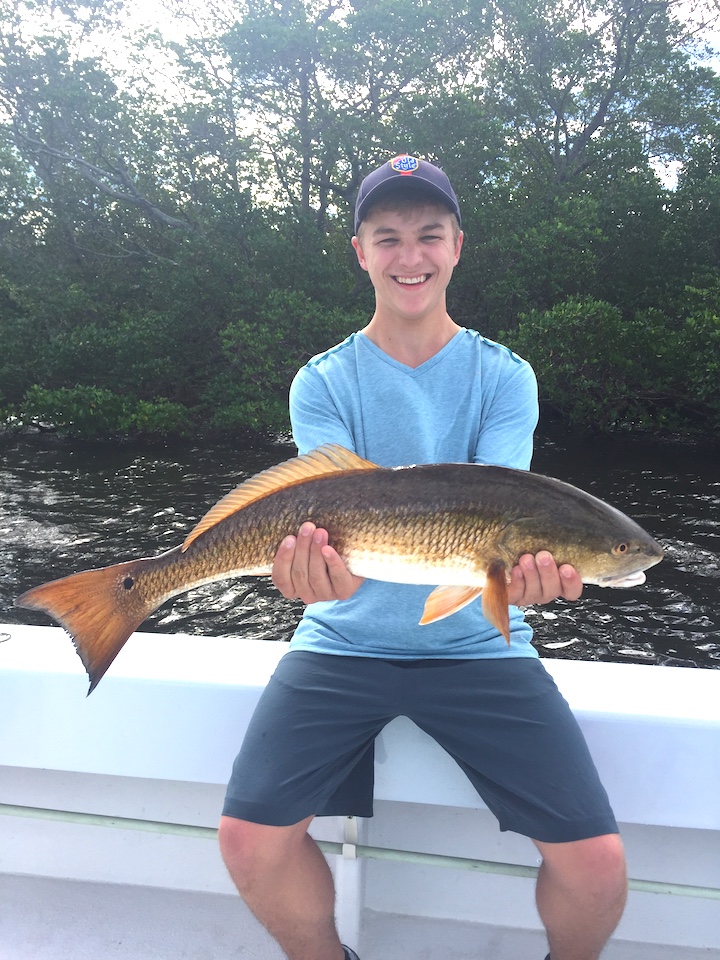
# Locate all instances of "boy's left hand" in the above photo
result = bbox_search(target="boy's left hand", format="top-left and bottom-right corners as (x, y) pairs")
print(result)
(272, 522), (365, 604)
(508, 551), (583, 607)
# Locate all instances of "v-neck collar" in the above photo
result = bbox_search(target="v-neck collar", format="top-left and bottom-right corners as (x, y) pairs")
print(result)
(357, 329), (466, 377)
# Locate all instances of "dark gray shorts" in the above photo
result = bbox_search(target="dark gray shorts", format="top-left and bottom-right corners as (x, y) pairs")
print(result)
(223, 652), (618, 843)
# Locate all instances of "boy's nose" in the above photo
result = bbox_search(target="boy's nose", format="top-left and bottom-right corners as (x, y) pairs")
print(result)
(397, 242), (424, 269)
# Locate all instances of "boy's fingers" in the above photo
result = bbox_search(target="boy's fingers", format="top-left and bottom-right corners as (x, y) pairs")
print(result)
(321, 545), (365, 600)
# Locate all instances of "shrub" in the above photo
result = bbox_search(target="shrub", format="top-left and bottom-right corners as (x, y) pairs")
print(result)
(18, 385), (192, 438)
(501, 296), (720, 434)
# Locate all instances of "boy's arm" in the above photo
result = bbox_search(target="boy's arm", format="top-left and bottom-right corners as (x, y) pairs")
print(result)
(272, 366), (365, 602)
(476, 356), (583, 604)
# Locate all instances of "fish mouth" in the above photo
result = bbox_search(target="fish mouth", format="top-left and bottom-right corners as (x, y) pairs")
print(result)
(595, 570), (648, 588)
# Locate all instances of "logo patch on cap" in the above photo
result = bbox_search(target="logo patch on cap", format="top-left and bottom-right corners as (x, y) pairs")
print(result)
(390, 154), (419, 174)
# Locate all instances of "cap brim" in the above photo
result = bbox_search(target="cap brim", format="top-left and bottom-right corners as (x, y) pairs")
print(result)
(355, 177), (459, 233)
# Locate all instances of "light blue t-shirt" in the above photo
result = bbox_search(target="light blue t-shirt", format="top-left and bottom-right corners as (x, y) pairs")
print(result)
(288, 328), (540, 659)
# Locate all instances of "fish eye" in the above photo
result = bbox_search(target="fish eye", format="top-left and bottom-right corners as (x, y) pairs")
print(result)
(612, 542), (629, 556)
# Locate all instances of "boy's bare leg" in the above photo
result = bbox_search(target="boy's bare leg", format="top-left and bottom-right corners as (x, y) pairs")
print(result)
(533, 833), (627, 960)
(219, 815), (345, 960)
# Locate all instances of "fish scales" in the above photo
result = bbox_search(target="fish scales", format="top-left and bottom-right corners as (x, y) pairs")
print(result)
(183, 465), (509, 584)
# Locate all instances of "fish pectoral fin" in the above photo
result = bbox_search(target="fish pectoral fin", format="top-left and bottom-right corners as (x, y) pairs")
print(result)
(182, 444), (378, 552)
(419, 585), (484, 625)
(481, 558), (511, 644)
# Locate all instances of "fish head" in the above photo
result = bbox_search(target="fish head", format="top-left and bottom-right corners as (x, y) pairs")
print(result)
(579, 531), (665, 587)
(496, 483), (665, 587)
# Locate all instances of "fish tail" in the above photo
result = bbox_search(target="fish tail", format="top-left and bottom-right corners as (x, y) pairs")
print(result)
(15, 560), (156, 694)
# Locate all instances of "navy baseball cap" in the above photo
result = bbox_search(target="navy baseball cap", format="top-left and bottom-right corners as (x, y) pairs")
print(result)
(354, 154), (462, 234)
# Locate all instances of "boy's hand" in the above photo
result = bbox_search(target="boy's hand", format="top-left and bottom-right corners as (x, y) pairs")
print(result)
(508, 551), (583, 607)
(272, 522), (365, 604)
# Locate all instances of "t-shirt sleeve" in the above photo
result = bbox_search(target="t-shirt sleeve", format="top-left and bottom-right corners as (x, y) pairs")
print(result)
(473, 357), (538, 470)
(289, 365), (356, 455)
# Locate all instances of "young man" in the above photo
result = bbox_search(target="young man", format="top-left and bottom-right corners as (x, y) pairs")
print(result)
(218, 155), (627, 960)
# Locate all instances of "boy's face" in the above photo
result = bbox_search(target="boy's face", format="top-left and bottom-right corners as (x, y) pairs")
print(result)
(352, 203), (463, 325)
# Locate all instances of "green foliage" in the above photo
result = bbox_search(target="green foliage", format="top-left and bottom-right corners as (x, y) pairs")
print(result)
(201, 289), (364, 435)
(503, 299), (643, 429)
(18, 385), (192, 438)
(503, 294), (720, 434)
(0, 278), (37, 402)
(676, 283), (720, 416)
(1, 0), (720, 440)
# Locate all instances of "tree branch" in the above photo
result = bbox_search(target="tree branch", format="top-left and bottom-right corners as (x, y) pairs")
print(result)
(15, 132), (191, 231)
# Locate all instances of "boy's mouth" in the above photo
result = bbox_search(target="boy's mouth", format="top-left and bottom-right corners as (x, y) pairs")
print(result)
(394, 274), (430, 285)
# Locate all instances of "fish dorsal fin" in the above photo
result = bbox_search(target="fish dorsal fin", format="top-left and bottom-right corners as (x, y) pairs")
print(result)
(181, 444), (378, 552)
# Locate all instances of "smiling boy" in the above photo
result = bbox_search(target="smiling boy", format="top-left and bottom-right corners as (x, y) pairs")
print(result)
(218, 156), (627, 960)
(353, 203), (462, 344)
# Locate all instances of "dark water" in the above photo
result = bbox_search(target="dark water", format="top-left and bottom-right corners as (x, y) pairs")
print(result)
(1, 425), (719, 668)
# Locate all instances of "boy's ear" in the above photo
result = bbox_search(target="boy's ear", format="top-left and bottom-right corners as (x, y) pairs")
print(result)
(352, 235), (368, 272)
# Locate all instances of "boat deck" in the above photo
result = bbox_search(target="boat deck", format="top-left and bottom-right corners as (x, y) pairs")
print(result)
(3, 873), (718, 960)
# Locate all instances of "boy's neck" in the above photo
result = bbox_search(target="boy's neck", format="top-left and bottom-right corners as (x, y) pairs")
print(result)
(362, 313), (461, 368)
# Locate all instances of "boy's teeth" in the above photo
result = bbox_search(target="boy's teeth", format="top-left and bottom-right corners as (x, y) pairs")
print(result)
(396, 275), (428, 285)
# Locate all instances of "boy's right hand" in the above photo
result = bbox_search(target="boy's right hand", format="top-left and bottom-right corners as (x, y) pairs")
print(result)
(272, 522), (365, 604)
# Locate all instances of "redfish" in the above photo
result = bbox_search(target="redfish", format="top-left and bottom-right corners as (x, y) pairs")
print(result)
(16, 444), (664, 692)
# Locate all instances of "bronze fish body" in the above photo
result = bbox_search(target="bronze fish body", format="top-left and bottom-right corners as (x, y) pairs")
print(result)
(16, 444), (664, 692)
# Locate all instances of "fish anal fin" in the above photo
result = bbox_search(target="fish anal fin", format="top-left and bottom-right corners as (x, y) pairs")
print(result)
(481, 558), (511, 644)
(182, 444), (378, 553)
(419, 585), (483, 625)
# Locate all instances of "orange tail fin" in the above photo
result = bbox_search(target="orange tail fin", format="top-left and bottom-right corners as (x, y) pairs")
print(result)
(16, 560), (156, 694)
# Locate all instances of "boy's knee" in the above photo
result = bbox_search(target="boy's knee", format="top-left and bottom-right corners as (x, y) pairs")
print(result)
(218, 814), (313, 884)
(580, 833), (627, 884)
(535, 833), (627, 894)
